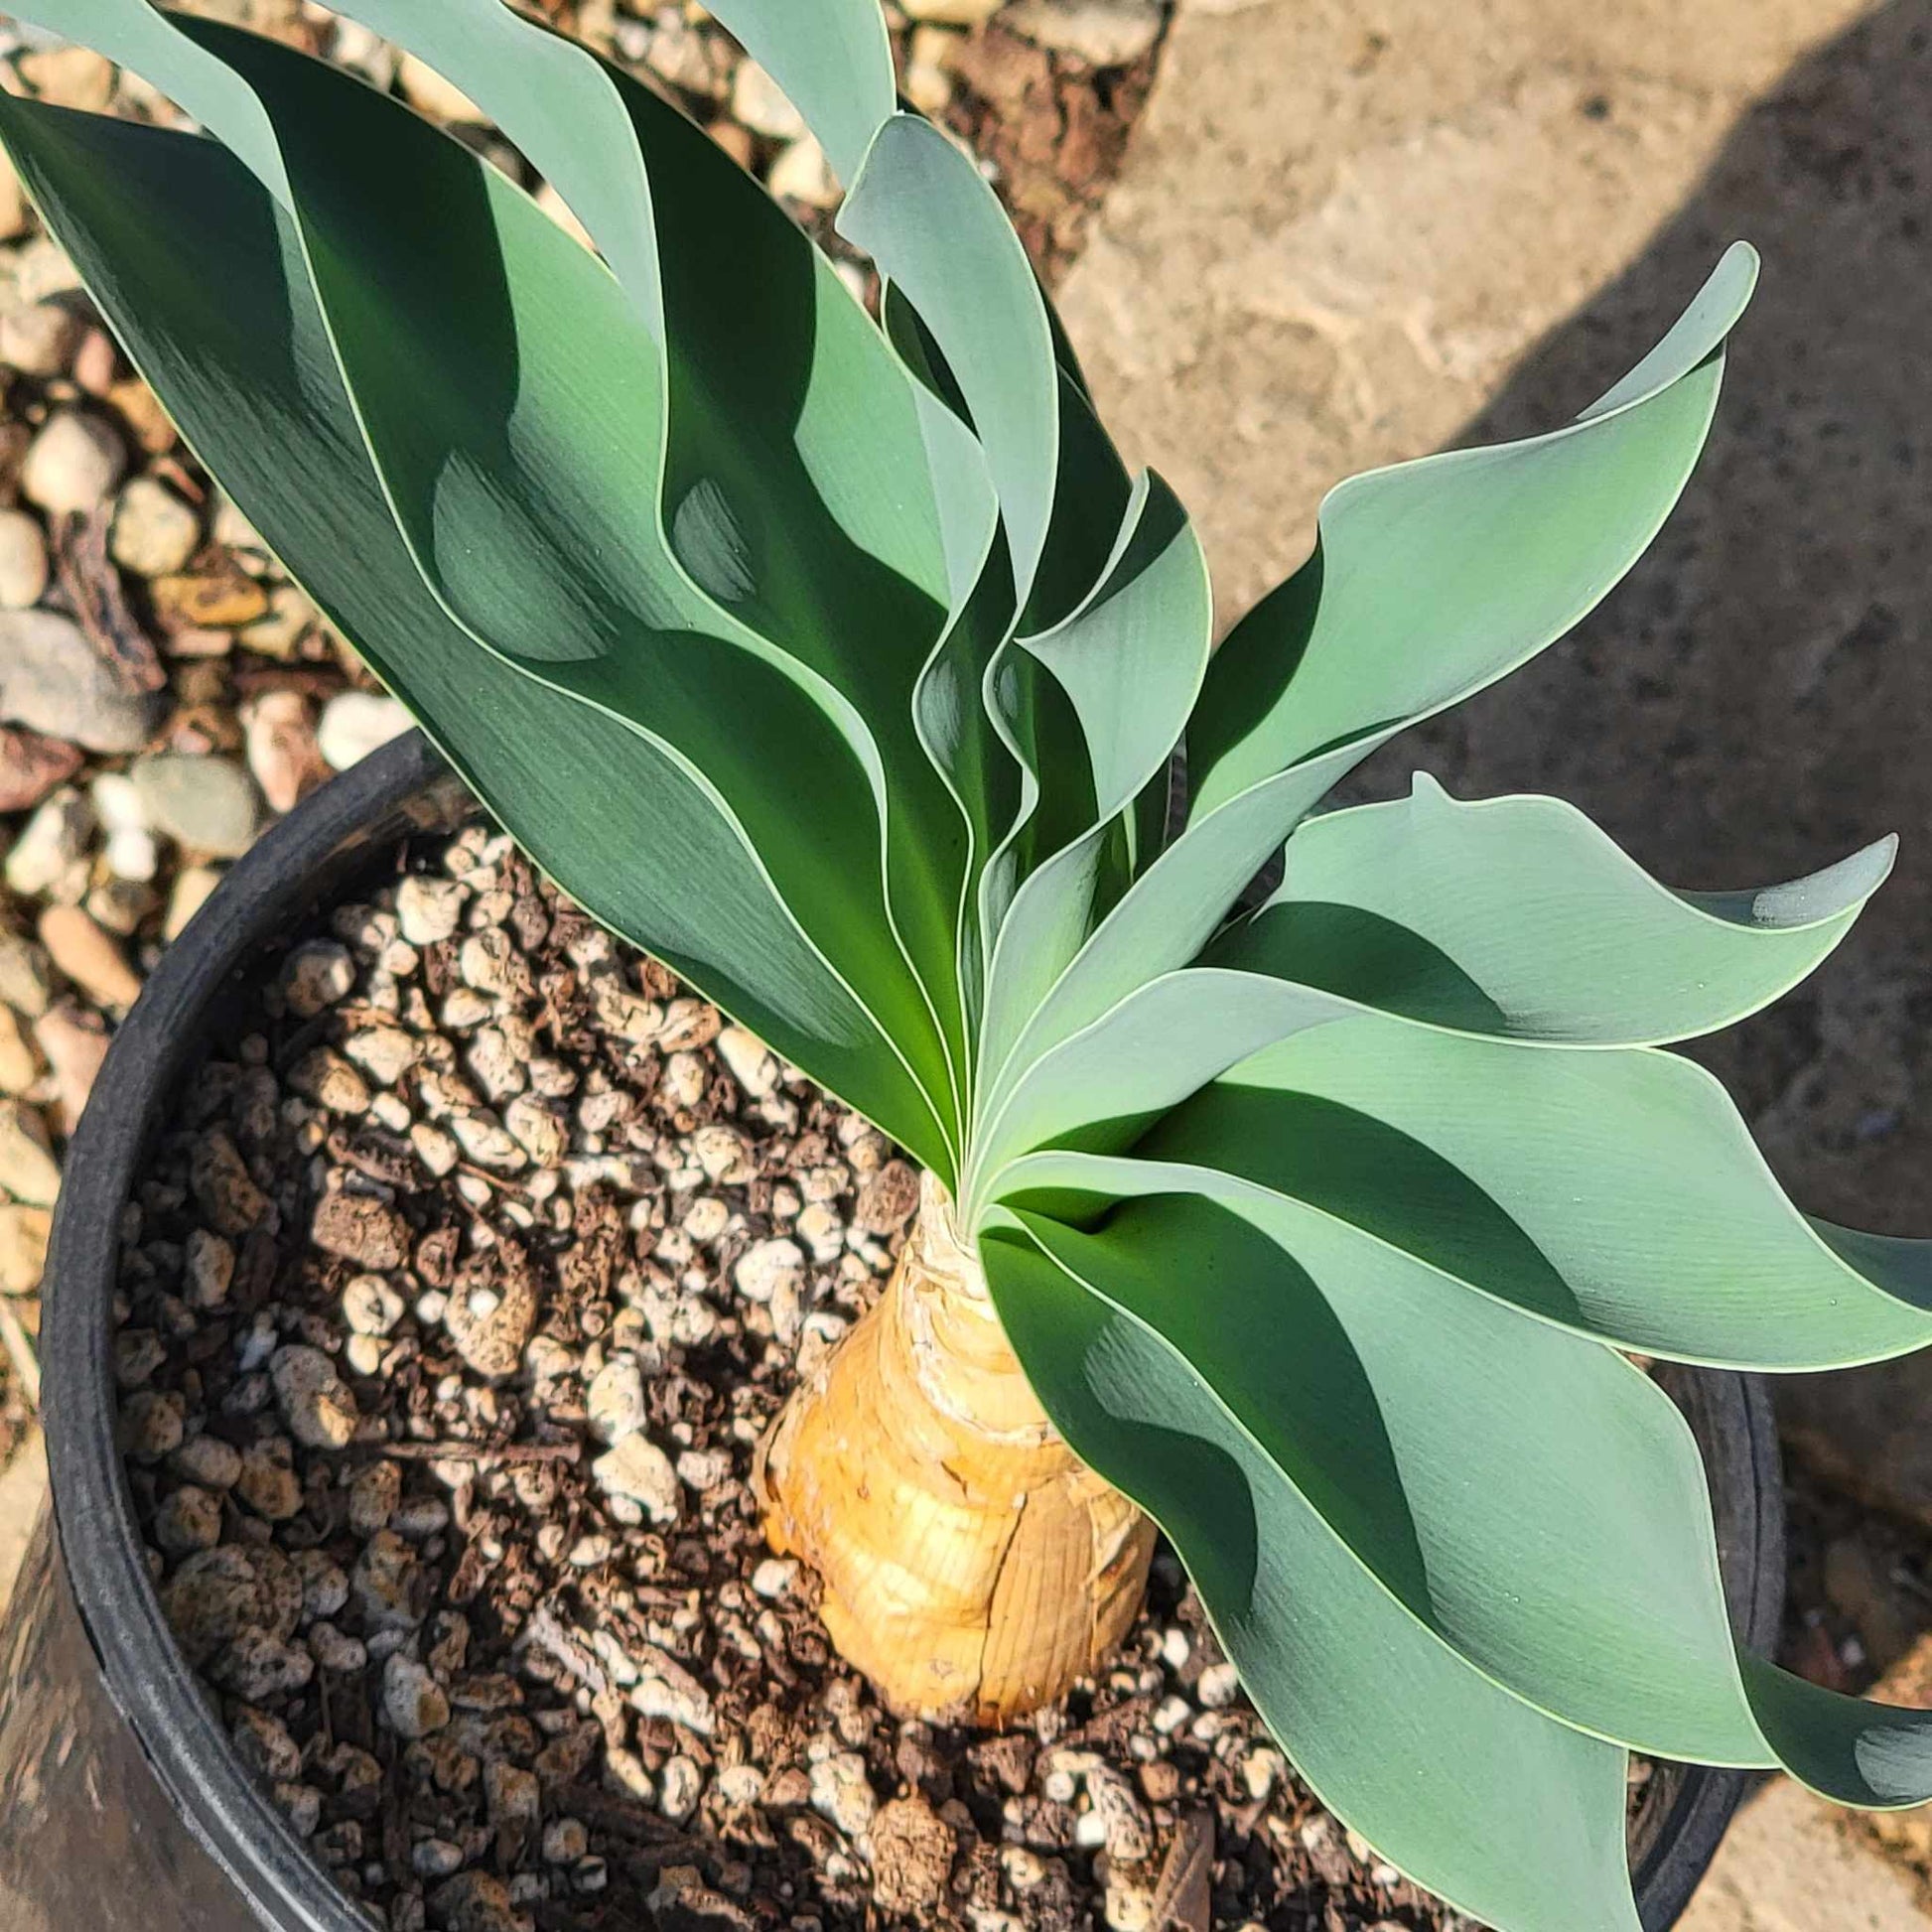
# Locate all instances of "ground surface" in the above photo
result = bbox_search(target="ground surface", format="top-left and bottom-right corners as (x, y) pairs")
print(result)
(8, 0), (1932, 1925)
(1059, 1), (1932, 1922)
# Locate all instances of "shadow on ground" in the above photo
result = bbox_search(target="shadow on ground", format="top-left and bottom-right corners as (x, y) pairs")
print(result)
(1357, 0), (1931, 1231)
(1347, 0), (1932, 1555)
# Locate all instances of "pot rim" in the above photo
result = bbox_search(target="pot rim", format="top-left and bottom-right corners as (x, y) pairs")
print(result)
(43, 729), (461, 1932)
(37, 728), (1785, 1931)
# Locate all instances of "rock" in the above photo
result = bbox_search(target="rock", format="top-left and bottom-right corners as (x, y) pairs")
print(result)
(1004, 0), (1162, 67)
(870, 1795), (957, 1914)
(289, 1046), (371, 1115)
(731, 60), (807, 141)
(312, 1190), (409, 1270)
(165, 867), (222, 941)
(190, 1128), (269, 1236)
(351, 1530), (426, 1631)
(0, 1099), (60, 1207)
(150, 566), (270, 629)
(0, 727), (81, 814)
(854, 1159), (920, 1235)
(586, 1357), (648, 1444)
(0, 1202), (51, 1296)
(0, 301), (79, 376)
(34, 1002), (110, 1132)
(271, 1344), (361, 1449)
(280, 941), (355, 1020)
(109, 475), (202, 577)
(643, 16), (725, 97)
(592, 1435), (681, 1525)
(239, 584), (317, 659)
(443, 1265), (537, 1379)
(243, 687), (326, 815)
(4, 785), (92, 897)
(130, 753), (263, 857)
(18, 408), (125, 515)
(766, 135), (839, 208)
(900, 0), (1002, 23)
(0, 507), (49, 609)
(0, 1007), (37, 1097)
(184, 1228), (236, 1310)
(503, 1094), (566, 1166)
(1677, 1775), (1931, 1932)
(382, 1652), (452, 1738)
(1087, 1763), (1156, 1863)
(534, 181), (595, 252)
(0, 609), (159, 752)
(344, 1025), (419, 1087)
(428, 1869), (519, 1932)
(810, 1751), (878, 1840)
(37, 903), (142, 1009)
(17, 44), (115, 111)
(317, 690), (410, 771)
(397, 50), (483, 122)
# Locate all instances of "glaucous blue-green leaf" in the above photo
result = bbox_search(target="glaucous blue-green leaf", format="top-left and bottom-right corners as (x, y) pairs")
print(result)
(1186, 242), (1759, 818)
(971, 475), (1212, 1121)
(1216, 772), (1896, 1044)
(992, 1192), (1932, 1822)
(1045, 1016), (1932, 1368)
(0, 90), (953, 1173)
(691, 0), (896, 186)
(981, 1210), (1644, 1932)
(841, 113), (1060, 607)
(968, 766), (1897, 1187)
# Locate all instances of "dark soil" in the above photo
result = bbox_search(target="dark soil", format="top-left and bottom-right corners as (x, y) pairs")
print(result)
(111, 818), (1472, 1932)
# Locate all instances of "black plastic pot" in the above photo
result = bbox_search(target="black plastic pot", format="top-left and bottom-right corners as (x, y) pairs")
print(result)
(0, 730), (1784, 1931)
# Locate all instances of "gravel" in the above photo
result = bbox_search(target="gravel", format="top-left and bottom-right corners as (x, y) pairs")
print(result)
(0, 607), (161, 753)
(104, 825), (1474, 1932)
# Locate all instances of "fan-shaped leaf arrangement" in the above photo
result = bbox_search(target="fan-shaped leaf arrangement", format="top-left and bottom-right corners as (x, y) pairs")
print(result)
(8, 5), (1932, 1927)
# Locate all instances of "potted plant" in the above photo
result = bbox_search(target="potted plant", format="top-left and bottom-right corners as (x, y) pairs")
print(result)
(1, 2), (1929, 1929)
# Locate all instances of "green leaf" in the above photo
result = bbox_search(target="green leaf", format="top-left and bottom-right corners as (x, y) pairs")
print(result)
(981, 1210), (1645, 1932)
(0, 87), (954, 1173)
(1187, 242), (1758, 818)
(992, 1192), (1932, 1817)
(841, 113), (1060, 606)
(1003, 1016), (1932, 1369)
(689, 0), (896, 186)
(971, 477), (1212, 1133)
(1214, 773), (1896, 1044)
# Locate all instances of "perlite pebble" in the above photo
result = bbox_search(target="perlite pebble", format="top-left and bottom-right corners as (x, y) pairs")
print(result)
(395, 873), (468, 945)
(733, 1236), (803, 1305)
(585, 1357), (647, 1444)
(343, 1273), (405, 1337)
(809, 1752), (878, 1840)
(1197, 1660), (1241, 1708)
(658, 1753), (703, 1822)
(593, 1434), (682, 1526)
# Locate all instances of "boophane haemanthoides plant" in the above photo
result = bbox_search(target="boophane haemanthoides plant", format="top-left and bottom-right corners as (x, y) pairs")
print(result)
(8, 3), (1932, 1926)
